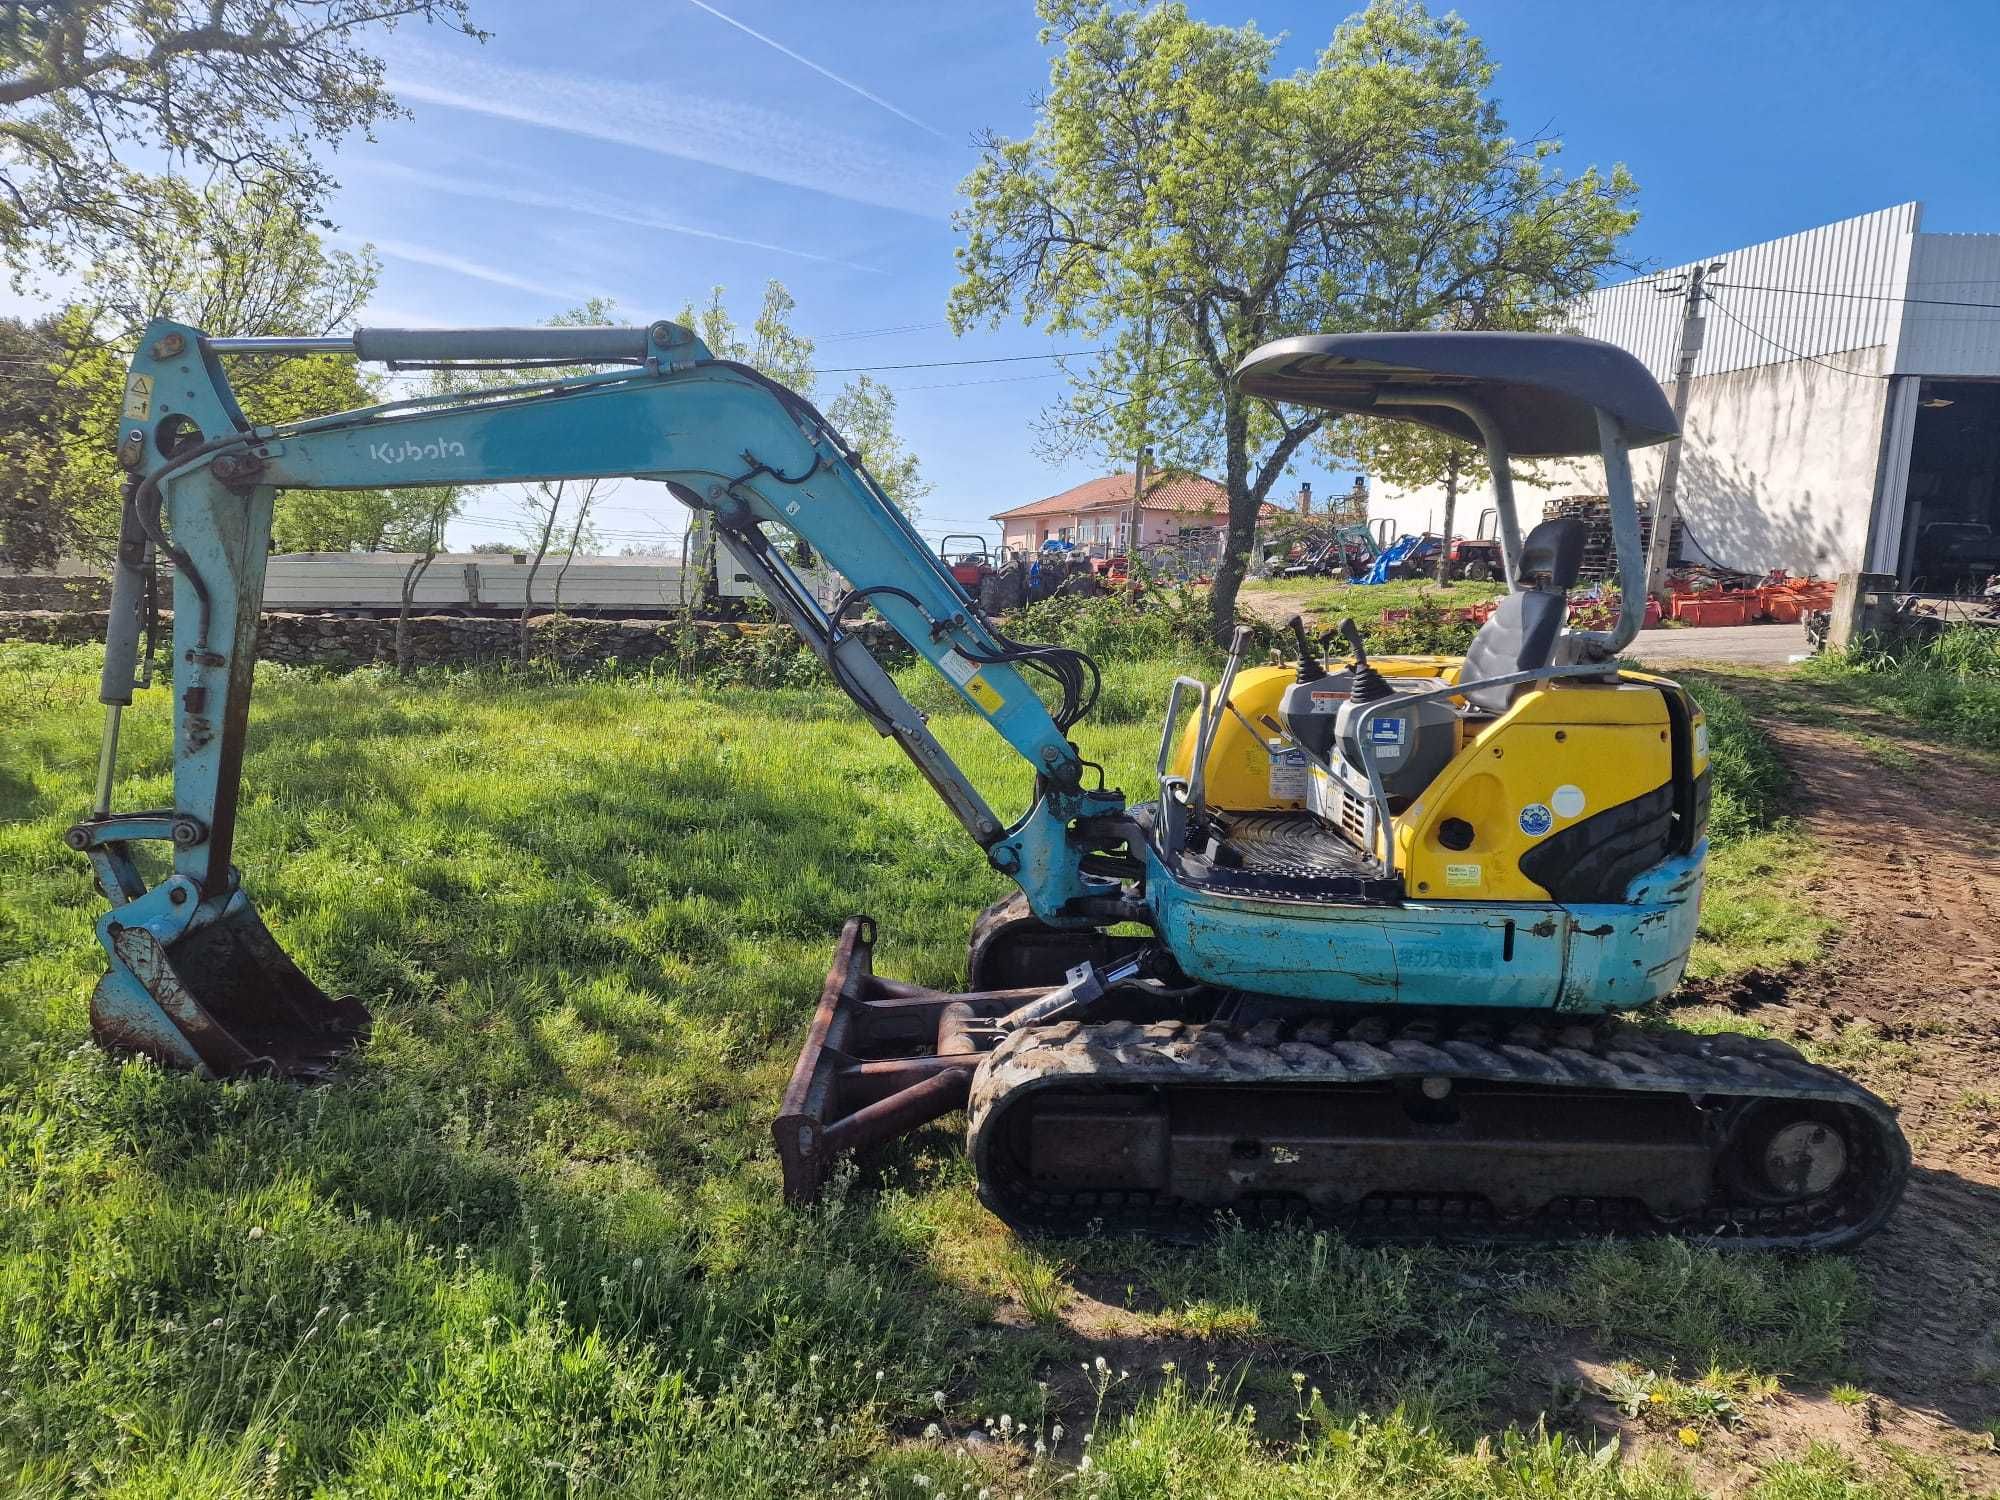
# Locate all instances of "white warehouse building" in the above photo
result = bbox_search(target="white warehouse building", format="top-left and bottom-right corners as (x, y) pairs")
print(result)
(1370, 203), (2000, 589)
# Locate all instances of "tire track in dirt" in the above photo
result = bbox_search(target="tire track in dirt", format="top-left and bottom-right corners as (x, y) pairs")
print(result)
(1702, 718), (2000, 1439)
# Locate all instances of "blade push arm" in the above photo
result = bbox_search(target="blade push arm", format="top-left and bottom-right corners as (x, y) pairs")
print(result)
(94, 319), (1123, 929)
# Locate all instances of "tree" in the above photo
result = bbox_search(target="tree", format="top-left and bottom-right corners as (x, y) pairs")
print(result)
(0, 0), (479, 282)
(513, 298), (618, 661)
(681, 279), (932, 518)
(826, 374), (929, 524)
(950, 0), (1637, 641)
(13, 172), (390, 564)
(0, 312), (76, 568)
(390, 482), (466, 675)
(679, 281), (815, 394)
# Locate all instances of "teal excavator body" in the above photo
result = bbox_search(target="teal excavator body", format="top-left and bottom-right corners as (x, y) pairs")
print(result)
(72, 318), (1907, 1250)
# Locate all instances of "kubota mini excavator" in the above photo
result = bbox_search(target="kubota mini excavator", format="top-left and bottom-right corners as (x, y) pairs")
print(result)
(75, 319), (1907, 1249)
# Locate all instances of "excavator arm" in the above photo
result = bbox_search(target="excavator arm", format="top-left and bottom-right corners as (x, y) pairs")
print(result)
(76, 318), (1122, 1076)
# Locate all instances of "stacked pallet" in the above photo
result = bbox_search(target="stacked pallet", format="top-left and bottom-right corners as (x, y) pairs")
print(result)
(1541, 495), (1684, 581)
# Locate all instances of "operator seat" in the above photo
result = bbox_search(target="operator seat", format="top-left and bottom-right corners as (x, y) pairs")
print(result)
(1459, 517), (1586, 714)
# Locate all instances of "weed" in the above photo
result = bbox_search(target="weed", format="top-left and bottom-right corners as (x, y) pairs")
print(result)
(1001, 1245), (1072, 1327)
(1600, 1362), (1775, 1432)
(1516, 1239), (1865, 1378)
(1830, 1384), (1869, 1408)
(1802, 625), (2000, 752)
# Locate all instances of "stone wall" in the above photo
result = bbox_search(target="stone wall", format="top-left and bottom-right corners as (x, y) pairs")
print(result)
(0, 609), (896, 671)
(0, 574), (108, 610)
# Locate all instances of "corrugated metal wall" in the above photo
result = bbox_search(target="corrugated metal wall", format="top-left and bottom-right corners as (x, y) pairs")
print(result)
(1564, 203), (1920, 382)
(1896, 233), (2000, 376)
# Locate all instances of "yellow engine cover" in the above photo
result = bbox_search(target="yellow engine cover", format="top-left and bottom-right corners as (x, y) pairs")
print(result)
(1395, 677), (1703, 901)
(1170, 658), (1708, 904)
(1168, 657), (1463, 812)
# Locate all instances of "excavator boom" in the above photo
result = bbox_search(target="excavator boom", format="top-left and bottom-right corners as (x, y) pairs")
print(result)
(81, 318), (1120, 1076)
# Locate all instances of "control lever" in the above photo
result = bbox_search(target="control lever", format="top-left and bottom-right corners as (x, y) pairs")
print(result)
(1336, 616), (1392, 704)
(1287, 614), (1325, 683)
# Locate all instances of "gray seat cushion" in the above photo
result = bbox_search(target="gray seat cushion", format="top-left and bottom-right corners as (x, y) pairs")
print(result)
(1458, 518), (1586, 715)
(1461, 592), (1568, 714)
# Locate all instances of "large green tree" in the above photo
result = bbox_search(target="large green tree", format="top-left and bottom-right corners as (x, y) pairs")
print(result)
(0, 312), (76, 568)
(950, 0), (1638, 640)
(0, 0), (478, 282)
(5, 173), (395, 565)
(680, 280), (932, 521)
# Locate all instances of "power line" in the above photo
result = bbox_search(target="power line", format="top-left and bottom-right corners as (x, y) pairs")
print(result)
(1701, 291), (1887, 380)
(811, 348), (1106, 374)
(812, 319), (951, 342)
(1707, 278), (2000, 313)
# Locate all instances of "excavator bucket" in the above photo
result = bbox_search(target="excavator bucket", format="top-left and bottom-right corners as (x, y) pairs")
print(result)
(91, 894), (369, 1080)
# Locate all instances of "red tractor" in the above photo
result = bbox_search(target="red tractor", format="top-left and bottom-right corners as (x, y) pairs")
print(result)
(1446, 536), (1504, 581)
(939, 534), (997, 592)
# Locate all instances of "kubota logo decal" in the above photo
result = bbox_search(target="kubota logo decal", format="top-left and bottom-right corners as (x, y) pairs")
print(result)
(369, 439), (466, 464)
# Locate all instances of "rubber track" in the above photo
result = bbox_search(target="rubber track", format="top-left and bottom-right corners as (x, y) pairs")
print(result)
(967, 1015), (1910, 1250)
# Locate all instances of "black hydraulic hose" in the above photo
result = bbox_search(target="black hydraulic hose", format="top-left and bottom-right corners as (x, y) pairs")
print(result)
(131, 432), (259, 651)
(713, 358), (1106, 733)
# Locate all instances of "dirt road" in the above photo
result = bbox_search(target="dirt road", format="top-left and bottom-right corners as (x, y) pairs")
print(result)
(1686, 694), (2000, 1483)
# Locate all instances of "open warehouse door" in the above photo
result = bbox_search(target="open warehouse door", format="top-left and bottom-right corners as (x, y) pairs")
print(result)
(1899, 379), (2000, 593)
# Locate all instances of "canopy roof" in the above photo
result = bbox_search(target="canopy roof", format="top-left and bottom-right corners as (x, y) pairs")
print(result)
(1234, 332), (1678, 457)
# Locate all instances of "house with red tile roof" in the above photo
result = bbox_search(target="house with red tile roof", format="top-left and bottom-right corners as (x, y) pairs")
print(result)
(993, 472), (1270, 557)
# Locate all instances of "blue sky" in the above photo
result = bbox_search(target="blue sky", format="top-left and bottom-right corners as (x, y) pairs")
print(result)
(162, 1), (2000, 549)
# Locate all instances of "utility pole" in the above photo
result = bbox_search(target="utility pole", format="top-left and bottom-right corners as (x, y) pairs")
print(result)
(1126, 443), (1152, 597)
(1645, 261), (1721, 602)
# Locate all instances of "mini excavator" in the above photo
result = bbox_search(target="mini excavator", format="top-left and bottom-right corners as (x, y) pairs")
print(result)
(76, 319), (1907, 1249)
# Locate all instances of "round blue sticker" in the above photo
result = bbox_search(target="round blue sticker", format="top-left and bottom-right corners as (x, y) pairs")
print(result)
(1518, 802), (1553, 837)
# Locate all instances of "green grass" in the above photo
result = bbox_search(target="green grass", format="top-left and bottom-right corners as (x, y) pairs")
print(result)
(1802, 625), (2000, 751)
(1668, 673), (1835, 979)
(1242, 573), (1510, 622)
(0, 641), (1879, 1494)
(1514, 1240), (1865, 1379)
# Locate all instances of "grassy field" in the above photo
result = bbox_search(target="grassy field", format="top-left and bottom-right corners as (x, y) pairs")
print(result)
(0, 640), (1944, 1497)
(1242, 573), (1510, 624)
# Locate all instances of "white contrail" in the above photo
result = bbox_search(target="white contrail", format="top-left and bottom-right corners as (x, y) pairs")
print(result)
(685, 0), (948, 140)
(357, 235), (610, 304)
(386, 43), (952, 220)
(350, 159), (882, 275)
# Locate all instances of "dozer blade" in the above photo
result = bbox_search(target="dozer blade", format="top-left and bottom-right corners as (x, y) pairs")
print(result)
(775, 915), (1029, 1204)
(92, 895), (369, 1080)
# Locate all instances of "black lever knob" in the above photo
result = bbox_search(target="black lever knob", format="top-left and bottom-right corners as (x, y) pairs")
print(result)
(1337, 616), (1393, 703)
(1287, 614), (1324, 683)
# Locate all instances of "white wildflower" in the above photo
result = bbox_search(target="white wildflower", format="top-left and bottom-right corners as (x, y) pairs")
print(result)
(912, 1478), (930, 1492)
(1092, 1355), (1108, 1375)
(1052, 1423), (1065, 1444)
(933, 1391), (948, 1411)
(922, 1423), (941, 1442)
(246, 1226), (264, 1240)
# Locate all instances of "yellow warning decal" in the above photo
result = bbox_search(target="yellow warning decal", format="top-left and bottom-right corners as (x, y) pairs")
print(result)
(122, 374), (153, 420)
(964, 673), (1005, 713)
